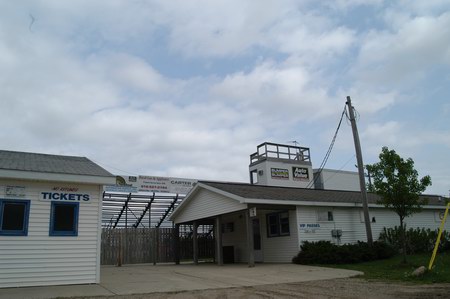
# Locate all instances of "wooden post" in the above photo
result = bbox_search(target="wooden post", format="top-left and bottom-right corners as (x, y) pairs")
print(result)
(346, 96), (373, 246)
(117, 229), (123, 267)
(174, 224), (180, 265)
(215, 216), (223, 265)
(193, 221), (199, 265)
(246, 209), (255, 267)
(153, 228), (158, 265)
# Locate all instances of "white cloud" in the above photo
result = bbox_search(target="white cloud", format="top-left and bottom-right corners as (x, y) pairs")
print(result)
(353, 11), (450, 86)
(0, 1), (449, 196)
(151, 0), (295, 57)
(211, 61), (338, 122)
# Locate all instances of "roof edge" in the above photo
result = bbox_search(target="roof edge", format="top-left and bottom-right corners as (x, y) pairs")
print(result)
(0, 169), (116, 185)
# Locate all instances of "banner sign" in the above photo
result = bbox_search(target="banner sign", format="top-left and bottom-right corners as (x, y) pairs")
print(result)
(105, 175), (197, 194)
(271, 168), (289, 180)
(292, 167), (309, 181)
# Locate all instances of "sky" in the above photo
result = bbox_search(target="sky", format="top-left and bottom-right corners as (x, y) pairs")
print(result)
(0, 0), (449, 196)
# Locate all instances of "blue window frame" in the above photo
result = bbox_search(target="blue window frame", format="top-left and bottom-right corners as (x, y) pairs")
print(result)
(0, 199), (30, 236)
(49, 202), (79, 236)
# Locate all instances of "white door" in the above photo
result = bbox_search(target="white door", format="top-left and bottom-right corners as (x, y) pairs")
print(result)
(252, 218), (263, 262)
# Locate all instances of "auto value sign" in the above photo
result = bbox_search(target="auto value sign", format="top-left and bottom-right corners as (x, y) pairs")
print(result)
(292, 167), (309, 181)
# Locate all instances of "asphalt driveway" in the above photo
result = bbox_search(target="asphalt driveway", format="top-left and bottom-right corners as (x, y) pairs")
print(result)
(0, 263), (362, 299)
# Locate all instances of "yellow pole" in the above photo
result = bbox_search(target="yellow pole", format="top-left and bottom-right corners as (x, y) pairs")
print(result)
(428, 202), (450, 270)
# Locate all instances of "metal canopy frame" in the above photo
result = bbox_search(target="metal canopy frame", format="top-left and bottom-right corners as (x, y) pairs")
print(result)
(102, 191), (184, 228)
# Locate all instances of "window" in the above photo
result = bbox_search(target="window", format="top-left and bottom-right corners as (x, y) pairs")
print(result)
(0, 199), (30, 236)
(50, 202), (79, 236)
(222, 222), (234, 233)
(266, 211), (290, 237)
(317, 210), (334, 221)
(250, 170), (258, 184)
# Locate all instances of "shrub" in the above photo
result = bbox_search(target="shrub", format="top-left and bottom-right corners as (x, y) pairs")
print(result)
(378, 227), (450, 254)
(292, 241), (395, 265)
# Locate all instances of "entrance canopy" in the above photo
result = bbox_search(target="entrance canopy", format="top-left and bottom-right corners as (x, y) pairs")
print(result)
(102, 192), (185, 228)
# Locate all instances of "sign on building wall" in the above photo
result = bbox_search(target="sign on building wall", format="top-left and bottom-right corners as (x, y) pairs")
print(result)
(292, 167), (309, 181)
(5, 185), (26, 197)
(39, 189), (92, 203)
(271, 168), (289, 180)
(105, 175), (197, 194)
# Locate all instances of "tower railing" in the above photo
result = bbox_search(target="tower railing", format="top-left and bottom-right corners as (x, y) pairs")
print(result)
(250, 142), (310, 164)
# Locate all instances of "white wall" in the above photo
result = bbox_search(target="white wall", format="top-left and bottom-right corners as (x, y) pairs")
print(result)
(259, 209), (299, 263)
(221, 212), (248, 263)
(313, 169), (360, 191)
(172, 188), (247, 224)
(296, 205), (450, 246)
(249, 160), (313, 188)
(0, 179), (102, 288)
(221, 209), (299, 263)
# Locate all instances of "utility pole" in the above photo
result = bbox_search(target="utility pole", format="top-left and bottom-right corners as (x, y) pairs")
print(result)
(346, 96), (373, 246)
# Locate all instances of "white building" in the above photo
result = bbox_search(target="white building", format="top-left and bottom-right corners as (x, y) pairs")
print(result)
(0, 150), (115, 288)
(313, 168), (361, 191)
(170, 142), (449, 266)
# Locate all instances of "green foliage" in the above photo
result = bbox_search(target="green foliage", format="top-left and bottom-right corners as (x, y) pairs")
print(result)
(292, 241), (396, 265)
(379, 226), (450, 254)
(366, 146), (432, 262)
(366, 146), (432, 219)
(329, 252), (450, 284)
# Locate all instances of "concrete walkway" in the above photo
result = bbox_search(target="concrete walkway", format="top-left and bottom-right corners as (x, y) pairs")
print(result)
(0, 263), (362, 299)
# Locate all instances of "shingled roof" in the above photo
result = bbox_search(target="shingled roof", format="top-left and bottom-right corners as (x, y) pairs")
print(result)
(0, 150), (113, 177)
(199, 181), (445, 206)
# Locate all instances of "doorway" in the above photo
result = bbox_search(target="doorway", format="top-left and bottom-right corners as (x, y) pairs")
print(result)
(252, 218), (263, 262)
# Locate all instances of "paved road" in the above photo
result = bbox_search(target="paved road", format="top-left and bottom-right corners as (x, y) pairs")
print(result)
(0, 263), (362, 299)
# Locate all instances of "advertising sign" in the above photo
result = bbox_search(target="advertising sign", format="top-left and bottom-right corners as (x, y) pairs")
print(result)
(105, 175), (197, 194)
(292, 167), (309, 181)
(271, 168), (289, 180)
(5, 185), (26, 197)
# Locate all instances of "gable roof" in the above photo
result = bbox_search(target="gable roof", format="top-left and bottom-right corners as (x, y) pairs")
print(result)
(199, 181), (446, 207)
(0, 150), (115, 185)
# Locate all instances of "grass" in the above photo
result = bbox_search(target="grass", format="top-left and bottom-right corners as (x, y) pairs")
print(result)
(326, 252), (450, 284)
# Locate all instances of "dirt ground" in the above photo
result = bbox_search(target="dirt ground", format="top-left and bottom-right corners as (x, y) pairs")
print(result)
(76, 278), (450, 299)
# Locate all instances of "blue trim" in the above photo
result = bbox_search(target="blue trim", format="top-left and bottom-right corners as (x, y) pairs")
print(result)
(49, 202), (79, 236)
(0, 199), (30, 236)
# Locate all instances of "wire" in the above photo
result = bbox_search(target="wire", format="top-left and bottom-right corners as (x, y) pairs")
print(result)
(90, 159), (136, 175)
(320, 154), (356, 185)
(307, 104), (347, 188)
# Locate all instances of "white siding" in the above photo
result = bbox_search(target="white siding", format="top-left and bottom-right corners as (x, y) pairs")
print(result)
(172, 189), (247, 224)
(296, 206), (450, 246)
(0, 180), (102, 288)
(260, 209), (299, 263)
(221, 209), (300, 263)
(221, 212), (248, 262)
(314, 169), (360, 191)
(249, 160), (313, 188)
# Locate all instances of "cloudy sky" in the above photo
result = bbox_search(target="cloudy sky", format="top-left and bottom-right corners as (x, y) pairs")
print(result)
(1, 0), (449, 196)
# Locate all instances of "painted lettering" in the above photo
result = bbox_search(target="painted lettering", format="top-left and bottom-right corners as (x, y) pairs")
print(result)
(40, 192), (90, 202)
(41, 192), (51, 199)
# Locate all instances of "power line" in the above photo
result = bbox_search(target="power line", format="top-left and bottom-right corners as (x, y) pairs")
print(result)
(90, 158), (136, 175)
(320, 154), (356, 186)
(307, 104), (347, 188)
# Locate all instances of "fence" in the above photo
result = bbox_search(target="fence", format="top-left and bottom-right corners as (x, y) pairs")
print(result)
(101, 227), (215, 265)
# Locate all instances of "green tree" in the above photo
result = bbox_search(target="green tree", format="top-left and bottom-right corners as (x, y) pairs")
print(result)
(366, 147), (432, 263)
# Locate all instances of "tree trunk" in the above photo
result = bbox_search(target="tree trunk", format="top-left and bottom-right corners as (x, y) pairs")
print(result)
(400, 217), (407, 264)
